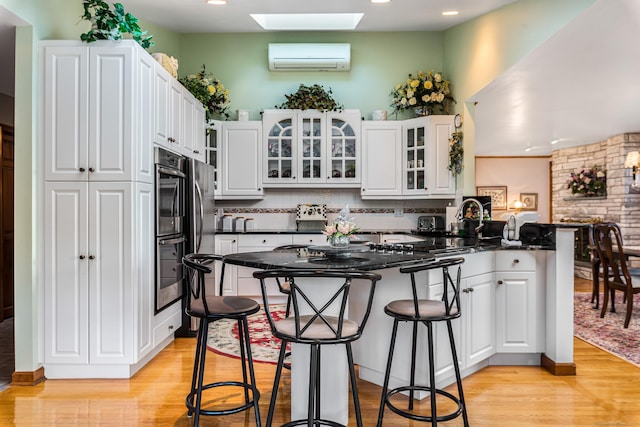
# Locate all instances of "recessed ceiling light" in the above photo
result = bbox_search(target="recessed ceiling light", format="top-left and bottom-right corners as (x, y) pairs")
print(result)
(442, 11), (459, 16)
(251, 13), (364, 31)
(371, 0), (391, 3)
(206, 0), (227, 4)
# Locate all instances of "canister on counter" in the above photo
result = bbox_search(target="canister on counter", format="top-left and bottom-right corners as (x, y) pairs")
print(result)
(245, 217), (255, 231)
(235, 216), (245, 232)
(221, 214), (234, 232)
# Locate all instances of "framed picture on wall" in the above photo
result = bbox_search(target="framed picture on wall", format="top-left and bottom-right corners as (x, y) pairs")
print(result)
(476, 186), (507, 210)
(520, 193), (538, 210)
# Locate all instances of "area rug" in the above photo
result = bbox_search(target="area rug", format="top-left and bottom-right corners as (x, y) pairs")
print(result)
(207, 304), (289, 364)
(574, 292), (640, 367)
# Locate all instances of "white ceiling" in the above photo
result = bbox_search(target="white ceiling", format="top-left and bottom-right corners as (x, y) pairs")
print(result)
(471, 0), (640, 156)
(121, 0), (516, 33)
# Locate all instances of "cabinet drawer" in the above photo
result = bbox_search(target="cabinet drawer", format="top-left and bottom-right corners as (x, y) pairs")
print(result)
(237, 234), (292, 248)
(293, 234), (326, 246)
(237, 276), (283, 297)
(153, 310), (181, 347)
(495, 251), (536, 271)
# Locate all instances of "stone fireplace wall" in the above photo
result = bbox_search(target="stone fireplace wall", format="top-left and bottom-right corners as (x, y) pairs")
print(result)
(551, 132), (640, 277)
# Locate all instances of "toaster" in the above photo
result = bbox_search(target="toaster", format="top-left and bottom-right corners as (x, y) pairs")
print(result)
(417, 215), (445, 232)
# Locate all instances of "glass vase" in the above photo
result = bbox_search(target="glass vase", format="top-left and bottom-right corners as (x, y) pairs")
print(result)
(329, 234), (350, 248)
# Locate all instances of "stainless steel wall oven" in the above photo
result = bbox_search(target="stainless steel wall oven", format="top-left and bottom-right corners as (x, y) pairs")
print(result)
(155, 147), (187, 313)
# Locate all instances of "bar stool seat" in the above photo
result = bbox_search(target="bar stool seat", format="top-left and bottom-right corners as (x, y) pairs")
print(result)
(253, 268), (381, 427)
(183, 253), (262, 426)
(377, 257), (469, 427)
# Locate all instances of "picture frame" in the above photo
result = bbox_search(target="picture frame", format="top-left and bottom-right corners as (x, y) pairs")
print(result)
(476, 186), (507, 210)
(520, 193), (538, 210)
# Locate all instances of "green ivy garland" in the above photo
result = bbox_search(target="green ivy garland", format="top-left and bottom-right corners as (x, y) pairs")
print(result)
(448, 131), (463, 176)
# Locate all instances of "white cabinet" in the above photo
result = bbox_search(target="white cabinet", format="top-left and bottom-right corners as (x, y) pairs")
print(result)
(402, 115), (455, 198)
(43, 42), (154, 184)
(214, 234), (238, 295)
(44, 181), (154, 367)
(361, 121), (402, 199)
(380, 233), (424, 244)
(236, 234), (292, 300)
(214, 121), (263, 199)
(41, 41), (165, 378)
(181, 91), (207, 163)
(495, 251), (541, 353)
(262, 109), (361, 187)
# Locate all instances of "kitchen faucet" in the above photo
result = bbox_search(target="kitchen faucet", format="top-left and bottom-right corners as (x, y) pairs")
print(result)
(455, 198), (484, 236)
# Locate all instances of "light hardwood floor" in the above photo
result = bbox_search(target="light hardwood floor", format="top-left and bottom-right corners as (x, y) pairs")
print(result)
(1, 278), (639, 426)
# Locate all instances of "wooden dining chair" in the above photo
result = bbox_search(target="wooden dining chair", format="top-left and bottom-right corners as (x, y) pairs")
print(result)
(588, 222), (622, 309)
(592, 223), (640, 328)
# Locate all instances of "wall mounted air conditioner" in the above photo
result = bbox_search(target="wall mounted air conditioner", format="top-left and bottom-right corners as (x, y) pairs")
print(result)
(268, 43), (351, 72)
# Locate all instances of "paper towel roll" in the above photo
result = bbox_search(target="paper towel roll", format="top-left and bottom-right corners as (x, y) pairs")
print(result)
(445, 206), (459, 230)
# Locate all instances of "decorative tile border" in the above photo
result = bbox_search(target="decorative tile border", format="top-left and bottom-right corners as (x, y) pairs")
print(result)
(217, 207), (445, 215)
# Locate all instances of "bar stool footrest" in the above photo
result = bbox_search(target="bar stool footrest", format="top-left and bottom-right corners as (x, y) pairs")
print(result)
(384, 385), (464, 423)
(282, 418), (346, 427)
(186, 380), (260, 417)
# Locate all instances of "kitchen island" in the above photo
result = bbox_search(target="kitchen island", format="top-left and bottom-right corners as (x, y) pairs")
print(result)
(221, 226), (577, 424)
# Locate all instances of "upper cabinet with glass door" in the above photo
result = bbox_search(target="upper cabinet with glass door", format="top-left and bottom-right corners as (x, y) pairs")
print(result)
(262, 109), (361, 187)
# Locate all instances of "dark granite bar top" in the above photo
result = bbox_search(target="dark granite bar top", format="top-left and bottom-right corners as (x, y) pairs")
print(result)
(222, 248), (437, 271)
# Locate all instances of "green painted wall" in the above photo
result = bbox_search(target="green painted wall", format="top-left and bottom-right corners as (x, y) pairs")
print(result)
(443, 0), (597, 192)
(177, 31), (445, 121)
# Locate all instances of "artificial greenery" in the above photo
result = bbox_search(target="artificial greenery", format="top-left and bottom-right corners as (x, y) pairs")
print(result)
(179, 64), (231, 120)
(80, 0), (154, 49)
(448, 131), (463, 176)
(276, 84), (343, 111)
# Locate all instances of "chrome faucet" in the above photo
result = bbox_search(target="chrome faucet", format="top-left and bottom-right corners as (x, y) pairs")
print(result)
(455, 198), (484, 236)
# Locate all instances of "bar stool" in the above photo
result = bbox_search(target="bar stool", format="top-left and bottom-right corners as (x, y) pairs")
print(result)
(253, 268), (381, 427)
(182, 253), (262, 426)
(377, 257), (468, 427)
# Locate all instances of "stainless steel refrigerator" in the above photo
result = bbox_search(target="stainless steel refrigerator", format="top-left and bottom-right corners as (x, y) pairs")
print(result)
(176, 157), (217, 336)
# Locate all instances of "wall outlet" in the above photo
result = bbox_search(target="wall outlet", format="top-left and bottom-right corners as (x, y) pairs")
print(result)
(394, 208), (404, 217)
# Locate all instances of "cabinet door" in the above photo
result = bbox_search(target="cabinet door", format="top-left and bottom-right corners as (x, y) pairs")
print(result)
(207, 120), (222, 199)
(495, 271), (537, 352)
(135, 182), (155, 360)
(402, 117), (429, 196)
(88, 182), (134, 364)
(168, 80), (183, 152)
(221, 121), (264, 198)
(89, 46), (134, 181)
(181, 91), (196, 158)
(297, 111), (326, 184)
(43, 46), (89, 182)
(193, 104), (207, 163)
(326, 110), (361, 185)
(214, 235), (238, 295)
(136, 51), (155, 184)
(428, 116), (455, 195)
(263, 110), (297, 184)
(44, 182), (90, 364)
(153, 64), (171, 148)
(463, 272), (496, 366)
(361, 121), (402, 198)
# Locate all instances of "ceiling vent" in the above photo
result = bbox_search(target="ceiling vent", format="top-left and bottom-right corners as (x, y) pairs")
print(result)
(268, 43), (351, 72)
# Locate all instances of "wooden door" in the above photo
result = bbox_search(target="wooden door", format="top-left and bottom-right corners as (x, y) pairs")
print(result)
(0, 125), (13, 322)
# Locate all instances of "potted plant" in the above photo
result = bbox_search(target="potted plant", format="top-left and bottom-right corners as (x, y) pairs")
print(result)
(179, 64), (231, 120)
(80, 0), (154, 49)
(277, 84), (343, 111)
(390, 70), (455, 117)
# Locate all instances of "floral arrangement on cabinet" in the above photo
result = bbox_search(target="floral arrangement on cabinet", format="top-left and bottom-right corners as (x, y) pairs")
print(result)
(390, 70), (455, 117)
(448, 131), (463, 176)
(179, 64), (231, 120)
(322, 205), (360, 247)
(277, 84), (343, 112)
(566, 165), (607, 196)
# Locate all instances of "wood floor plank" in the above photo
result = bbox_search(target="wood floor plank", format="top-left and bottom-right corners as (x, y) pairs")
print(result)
(1, 278), (639, 426)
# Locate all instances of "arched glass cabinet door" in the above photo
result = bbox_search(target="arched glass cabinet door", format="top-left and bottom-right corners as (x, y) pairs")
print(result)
(327, 110), (361, 184)
(264, 114), (296, 184)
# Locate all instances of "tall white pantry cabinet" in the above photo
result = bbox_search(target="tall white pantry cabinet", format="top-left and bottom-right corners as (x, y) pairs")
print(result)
(41, 41), (173, 378)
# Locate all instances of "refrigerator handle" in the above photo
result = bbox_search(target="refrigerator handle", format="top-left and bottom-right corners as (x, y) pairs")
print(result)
(195, 180), (204, 252)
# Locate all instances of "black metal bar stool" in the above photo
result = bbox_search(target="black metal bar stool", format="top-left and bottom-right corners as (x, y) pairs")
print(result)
(253, 268), (381, 427)
(377, 257), (468, 427)
(182, 253), (262, 426)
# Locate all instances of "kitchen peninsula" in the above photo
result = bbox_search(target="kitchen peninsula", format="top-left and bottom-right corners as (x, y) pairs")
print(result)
(221, 225), (577, 424)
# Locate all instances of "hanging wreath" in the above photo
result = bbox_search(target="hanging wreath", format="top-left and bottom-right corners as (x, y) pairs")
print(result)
(448, 131), (463, 176)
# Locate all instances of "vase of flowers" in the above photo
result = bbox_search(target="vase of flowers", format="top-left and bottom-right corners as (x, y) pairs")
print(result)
(322, 205), (359, 248)
(179, 64), (231, 120)
(566, 165), (607, 196)
(390, 70), (455, 117)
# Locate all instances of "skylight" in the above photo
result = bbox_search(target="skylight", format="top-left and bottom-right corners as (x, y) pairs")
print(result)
(250, 13), (364, 31)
